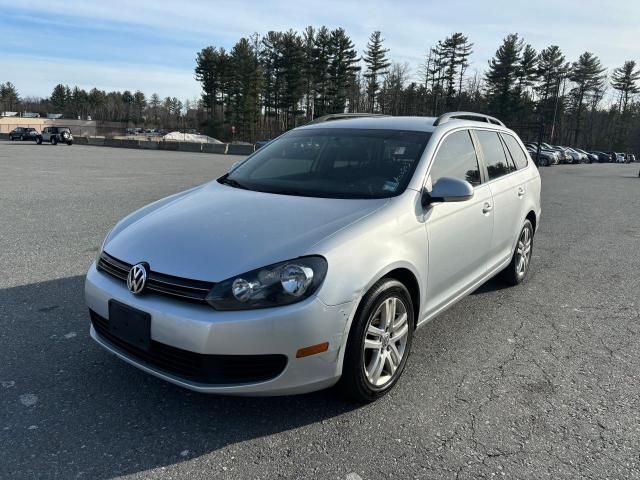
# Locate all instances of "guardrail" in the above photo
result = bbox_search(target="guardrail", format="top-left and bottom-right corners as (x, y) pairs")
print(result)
(2, 135), (256, 156)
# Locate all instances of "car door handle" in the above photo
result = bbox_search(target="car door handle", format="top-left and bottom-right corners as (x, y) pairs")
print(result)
(482, 203), (493, 214)
(517, 187), (525, 198)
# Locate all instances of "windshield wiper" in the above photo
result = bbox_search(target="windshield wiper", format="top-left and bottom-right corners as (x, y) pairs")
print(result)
(219, 176), (250, 190)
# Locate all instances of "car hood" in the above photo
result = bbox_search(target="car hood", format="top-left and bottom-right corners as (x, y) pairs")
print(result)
(104, 181), (387, 281)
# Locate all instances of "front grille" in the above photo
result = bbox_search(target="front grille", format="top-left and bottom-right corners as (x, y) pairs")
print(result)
(90, 310), (287, 384)
(97, 252), (214, 304)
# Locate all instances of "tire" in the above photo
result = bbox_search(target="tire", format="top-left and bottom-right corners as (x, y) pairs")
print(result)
(67, 141), (73, 146)
(36, 137), (42, 145)
(9, 136), (14, 141)
(500, 219), (534, 286)
(20, 135), (24, 141)
(51, 136), (58, 145)
(339, 279), (414, 403)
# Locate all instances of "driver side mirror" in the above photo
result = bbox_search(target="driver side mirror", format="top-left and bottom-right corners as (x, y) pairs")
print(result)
(422, 176), (474, 207)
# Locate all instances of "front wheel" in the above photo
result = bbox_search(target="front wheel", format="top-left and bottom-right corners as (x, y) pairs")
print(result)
(339, 279), (414, 402)
(66, 141), (73, 146)
(500, 219), (534, 286)
(36, 137), (42, 145)
(51, 137), (58, 145)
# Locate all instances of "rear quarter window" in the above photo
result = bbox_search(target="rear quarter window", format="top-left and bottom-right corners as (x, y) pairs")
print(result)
(475, 130), (514, 181)
(501, 133), (529, 169)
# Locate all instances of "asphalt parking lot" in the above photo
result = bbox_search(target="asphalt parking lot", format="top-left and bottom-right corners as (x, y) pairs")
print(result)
(1, 142), (639, 479)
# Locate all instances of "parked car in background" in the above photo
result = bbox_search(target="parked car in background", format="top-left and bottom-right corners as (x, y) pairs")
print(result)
(589, 151), (612, 163)
(542, 144), (570, 163)
(9, 127), (38, 141)
(526, 143), (559, 164)
(562, 147), (586, 163)
(610, 152), (625, 163)
(553, 146), (580, 164)
(526, 146), (555, 166)
(85, 112), (541, 402)
(36, 127), (73, 145)
(573, 148), (597, 163)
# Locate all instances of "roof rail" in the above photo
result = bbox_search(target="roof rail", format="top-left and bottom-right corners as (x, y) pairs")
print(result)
(306, 113), (389, 125)
(433, 111), (505, 127)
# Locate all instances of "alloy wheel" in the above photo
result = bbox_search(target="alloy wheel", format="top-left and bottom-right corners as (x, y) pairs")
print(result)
(515, 225), (532, 278)
(362, 296), (409, 388)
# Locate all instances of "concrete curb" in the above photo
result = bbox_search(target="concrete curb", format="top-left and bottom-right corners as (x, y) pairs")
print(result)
(64, 138), (253, 156)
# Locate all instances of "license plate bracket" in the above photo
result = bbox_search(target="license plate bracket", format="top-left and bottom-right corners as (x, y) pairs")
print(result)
(108, 300), (151, 351)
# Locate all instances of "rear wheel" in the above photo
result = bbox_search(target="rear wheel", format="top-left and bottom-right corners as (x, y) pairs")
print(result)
(36, 137), (42, 145)
(500, 219), (534, 286)
(339, 279), (414, 403)
(9, 136), (14, 141)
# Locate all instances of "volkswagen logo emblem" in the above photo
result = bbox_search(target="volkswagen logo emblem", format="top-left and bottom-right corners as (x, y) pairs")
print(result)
(127, 263), (148, 294)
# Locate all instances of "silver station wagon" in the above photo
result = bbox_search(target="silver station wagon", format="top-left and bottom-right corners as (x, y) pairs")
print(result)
(86, 112), (541, 402)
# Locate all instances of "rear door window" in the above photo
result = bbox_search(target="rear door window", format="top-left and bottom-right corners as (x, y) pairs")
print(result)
(429, 130), (481, 186)
(475, 130), (513, 181)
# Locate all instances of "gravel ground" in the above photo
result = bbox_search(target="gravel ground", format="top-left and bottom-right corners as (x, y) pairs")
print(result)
(1, 142), (639, 479)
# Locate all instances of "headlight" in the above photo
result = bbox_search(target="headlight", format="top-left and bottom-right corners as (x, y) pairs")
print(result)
(206, 256), (327, 310)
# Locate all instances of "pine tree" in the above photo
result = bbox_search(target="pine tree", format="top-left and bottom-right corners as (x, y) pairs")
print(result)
(50, 84), (68, 113)
(278, 30), (306, 129)
(440, 33), (473, 108)
(517, 44), (538, 96)
(327, 28), (360, 113)
(568, 51), (606, 144)
(535, 45), (569, 122)
(0, 82), (20, 111)
(611, 60), (640, 114)
(485, 33), (523, 120)
(311, 26), (332, 117)
(302, 26), (316, 120)
(195, 46), (231, 136)
(228, 37), (263, 141)
(260, 31), (284, 126)
(149, 93), (161, 124)
(427, 42), (447, 115)
(133, 91), (146, 123)
(363, 31), (391, 113)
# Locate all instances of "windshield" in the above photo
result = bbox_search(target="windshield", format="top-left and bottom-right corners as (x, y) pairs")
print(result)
(222, 128), (431, 199)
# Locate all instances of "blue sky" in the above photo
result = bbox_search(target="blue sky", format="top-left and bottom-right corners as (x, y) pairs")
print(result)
(1, 0), (638, 101)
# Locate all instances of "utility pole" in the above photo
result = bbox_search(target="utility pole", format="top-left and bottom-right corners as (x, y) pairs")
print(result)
(550, 75), (565, 143)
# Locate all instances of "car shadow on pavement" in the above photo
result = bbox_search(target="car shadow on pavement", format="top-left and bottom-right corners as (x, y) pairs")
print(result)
(0, 275), (362, 479)
(470, 276), (511, 295)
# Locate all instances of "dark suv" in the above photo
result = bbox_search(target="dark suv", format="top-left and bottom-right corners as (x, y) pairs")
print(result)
(36, 127), (73, 145)
(9, 127), (38, 141)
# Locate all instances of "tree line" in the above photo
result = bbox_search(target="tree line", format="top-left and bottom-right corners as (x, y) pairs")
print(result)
(2, 28), (639, 151)
(1, 83), (203, 131)
(193, 28), (639, 151)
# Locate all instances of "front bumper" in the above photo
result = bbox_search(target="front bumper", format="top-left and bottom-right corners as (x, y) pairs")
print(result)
(85, 262), (353, 395)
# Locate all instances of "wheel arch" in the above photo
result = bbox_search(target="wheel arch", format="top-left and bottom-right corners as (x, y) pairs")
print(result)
(525, 210), (537, 233)
(381, 268), (420, 329)
(334, 262), (424, 376)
